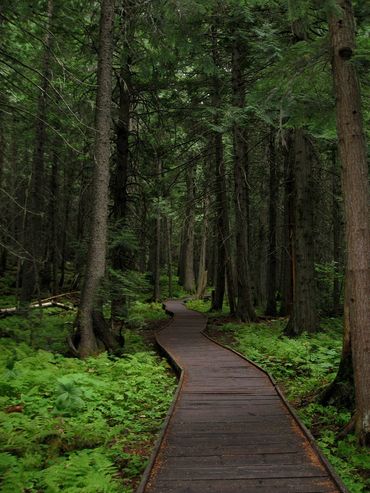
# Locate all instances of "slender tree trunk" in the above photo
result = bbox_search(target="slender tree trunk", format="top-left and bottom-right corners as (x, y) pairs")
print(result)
(285, 130), (318, 336)
(231, 38), (255, 321)
(329, 0), (370, 445)
(211, 27), (236, 313)
(331, 148), (343, 316)
(166, 216), (173, 298)
(265, 130), (278, 316)
(183, 164), (196, 292)
(153, 159), (162, 302)
(49, 143), (59, 295)
(77, 0), (116, 358)
(196, 195), (209, 299)
(20, 0), (54, 304)
(279, 133), (294, 316)
(0, 113), (5, 276)
(111, 56), (131, 324)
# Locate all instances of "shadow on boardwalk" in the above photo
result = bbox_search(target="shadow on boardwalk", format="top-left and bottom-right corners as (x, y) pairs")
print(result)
(137, 301), (347, 493)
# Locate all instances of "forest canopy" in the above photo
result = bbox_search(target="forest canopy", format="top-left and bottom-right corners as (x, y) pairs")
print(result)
(0, 0), (369, 490)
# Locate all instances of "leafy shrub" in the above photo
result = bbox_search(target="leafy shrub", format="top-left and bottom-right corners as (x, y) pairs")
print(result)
(0, 322), (176, 492)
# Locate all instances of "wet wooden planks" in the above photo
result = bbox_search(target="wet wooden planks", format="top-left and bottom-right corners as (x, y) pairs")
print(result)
(138, 301), (346, 493)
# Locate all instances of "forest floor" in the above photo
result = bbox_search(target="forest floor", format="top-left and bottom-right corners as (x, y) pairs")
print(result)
(0, 299), (177, 493)
(186, 299), (370, 493)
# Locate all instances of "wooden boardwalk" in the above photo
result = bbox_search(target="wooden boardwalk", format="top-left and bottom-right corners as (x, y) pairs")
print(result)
(137, 301), (347, 493)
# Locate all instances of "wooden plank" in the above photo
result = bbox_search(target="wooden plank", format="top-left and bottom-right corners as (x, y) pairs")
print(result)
(138, 300), (346, 493)
(147, 478), (337, 493)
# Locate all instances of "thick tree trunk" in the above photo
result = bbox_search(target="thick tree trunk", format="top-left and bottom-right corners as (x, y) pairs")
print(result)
(77, 0), (116, 358)
(285, 130), (318, 336)
(231, 38), (255, 322)
(20, 0), (54, 304)
(265, 130), (278, 317)
(329, 0), (370, 445)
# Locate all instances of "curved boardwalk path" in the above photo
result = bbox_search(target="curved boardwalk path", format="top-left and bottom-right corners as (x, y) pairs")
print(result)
(138, 301), (347, 493)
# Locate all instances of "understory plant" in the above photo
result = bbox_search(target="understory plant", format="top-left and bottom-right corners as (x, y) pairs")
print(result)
(204, 316), (369, 493)
(0, 309), (176, 493)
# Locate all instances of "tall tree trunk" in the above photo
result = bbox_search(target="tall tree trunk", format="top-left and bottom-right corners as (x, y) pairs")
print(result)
(111, 56), (131, 325)
(49, 143), (59, 295)
(20, 0), (54, 304)
(331, 147), (343, 316)
(153, 159), (162, 302)
(196, 195), (209, 299)
(182, 164), (196, 292)
(279, 133), (294, 316)
(77, 0), (116, 358)
(265, 130), (278, 317)
(285, 130), (318, 336)
(166, 216), (173, 298)
(231, 37), (255, 322)
(0, 112), (5, 276)
(329, 0), (370, 445)
(211, 27), (236, 313)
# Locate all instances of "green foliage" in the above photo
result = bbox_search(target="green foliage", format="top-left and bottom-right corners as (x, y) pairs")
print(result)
(0, 314), (177, 492)
(126, 301), (167, 329)
(0, 308), (74, 354)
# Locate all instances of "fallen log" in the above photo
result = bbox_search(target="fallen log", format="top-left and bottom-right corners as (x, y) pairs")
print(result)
(0, 301), (73, 317)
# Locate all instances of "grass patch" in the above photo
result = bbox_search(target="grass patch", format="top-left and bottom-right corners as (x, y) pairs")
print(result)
(204, 317), (369, 493)
(0, 305), (177, 492)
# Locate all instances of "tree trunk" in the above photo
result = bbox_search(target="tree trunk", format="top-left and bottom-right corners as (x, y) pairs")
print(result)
(265, 130), (278, 317)
(196, 195), (209, 299)
(153, 159), (162, 302)
(77, 0), (116, 358)
(329, 0), (370, 445)
(285, 130), (318, 336)
(20, 0), (54, 304)
(111, 56), (131, 324)
(320, 284), (354, 409)
(182, 164), (196, 292)
(231, 37), (255, 322)
(166, 216), (173, 298)
(211, 27), (236, 313)
(331, 147), (343, 316)
(279, 134), (294, 317)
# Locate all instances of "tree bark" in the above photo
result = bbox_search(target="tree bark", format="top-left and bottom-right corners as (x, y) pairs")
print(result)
(210, 27), (236, 313)
(331, 147), (343, 316)
(285, 130), (318, 336)
(329, 0), (370, 445)
(20, 0), (54, 304)
(231, 37), (255, 322)
(77, 0), (116, 358)
(182, 163), (196, 292)
(196, 195), (209, 299)
(153, 159), (162, 302)
(111, 55), (131, 324)
(265, 130), (278, 317)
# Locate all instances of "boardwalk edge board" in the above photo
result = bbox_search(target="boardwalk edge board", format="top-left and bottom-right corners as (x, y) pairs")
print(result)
(202, 331), (348, 493)
(136, 301), (349, 493)
(136, 307), (184, 493)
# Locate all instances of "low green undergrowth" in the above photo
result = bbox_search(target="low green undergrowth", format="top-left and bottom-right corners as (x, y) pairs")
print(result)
(210, 318), (369, 493)
(0, 306), (177, 493)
